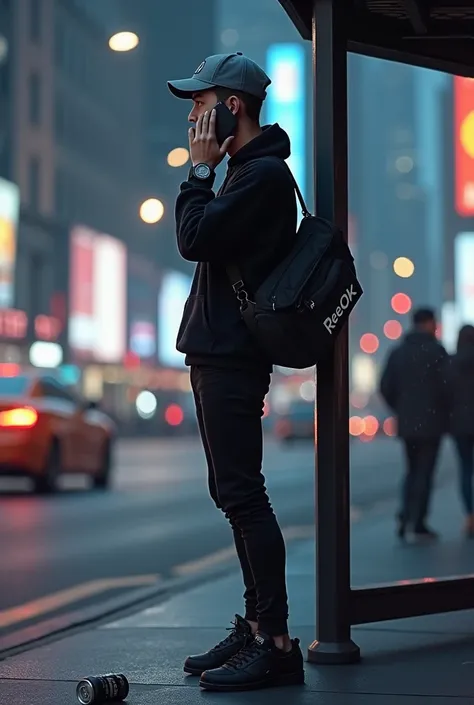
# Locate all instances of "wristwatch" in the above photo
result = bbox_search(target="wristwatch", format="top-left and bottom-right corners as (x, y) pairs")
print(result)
(191, 163), (213, 180)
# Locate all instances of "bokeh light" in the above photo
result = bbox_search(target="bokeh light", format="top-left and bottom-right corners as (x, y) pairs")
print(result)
(363, 415), (379, 436)
(391, 293), (412, 315)
(383, 320), (403, 340)
(393, 256), (415, 278)
(165, 403), (184, 426)
(221, 28), (240, 47)
(300, 380), (315, 402)
(140, 198), (164, 224)
(360, 333), (379, 354)
(349, 416), (365, 436)
(395, 156), (414, 173)
(167, 147), (189, 167)
(383, 416), (397, 436)
(136, 391), (157, 419)
(350, 392), (368, 410)
(108, 31), (139, 52)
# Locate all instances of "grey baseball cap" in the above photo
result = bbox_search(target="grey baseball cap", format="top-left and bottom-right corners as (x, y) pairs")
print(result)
(167, 52), (271, 100)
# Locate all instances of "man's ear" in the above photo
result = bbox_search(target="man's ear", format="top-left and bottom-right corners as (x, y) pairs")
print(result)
(227, 95), (240, 116)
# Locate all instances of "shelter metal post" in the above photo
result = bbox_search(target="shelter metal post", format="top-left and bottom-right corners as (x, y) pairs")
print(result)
(308, 0), (360, 665)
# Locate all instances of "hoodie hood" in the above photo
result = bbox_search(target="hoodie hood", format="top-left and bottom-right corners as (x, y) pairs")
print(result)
(454, 343), (474, 370)
(228, 123), (291, 166)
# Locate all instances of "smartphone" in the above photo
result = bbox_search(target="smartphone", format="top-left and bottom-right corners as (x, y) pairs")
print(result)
(214, 101), (237, 147)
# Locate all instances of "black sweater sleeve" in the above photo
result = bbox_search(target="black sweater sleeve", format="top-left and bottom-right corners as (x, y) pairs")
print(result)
(175, 161), (279, 262)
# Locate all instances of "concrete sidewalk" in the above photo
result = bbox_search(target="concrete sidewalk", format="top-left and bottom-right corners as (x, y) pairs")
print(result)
(2, 482), (474, 704)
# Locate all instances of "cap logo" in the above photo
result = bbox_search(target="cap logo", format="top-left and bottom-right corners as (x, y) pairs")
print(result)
(194, 61), (206, 75)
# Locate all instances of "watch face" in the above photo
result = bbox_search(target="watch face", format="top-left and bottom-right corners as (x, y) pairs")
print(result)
(194, 163), (211, 179)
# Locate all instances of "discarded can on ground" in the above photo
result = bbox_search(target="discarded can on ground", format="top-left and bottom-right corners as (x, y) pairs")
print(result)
(76, 674), (129, 704)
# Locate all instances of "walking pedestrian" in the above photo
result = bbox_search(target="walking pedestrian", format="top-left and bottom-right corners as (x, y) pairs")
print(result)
(446, 324), (474, 536)
(167, 52), (305, 692)
(380, 308), (448, 542)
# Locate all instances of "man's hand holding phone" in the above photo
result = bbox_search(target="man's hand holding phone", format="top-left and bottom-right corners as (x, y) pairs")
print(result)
(189, 109), (234, 170)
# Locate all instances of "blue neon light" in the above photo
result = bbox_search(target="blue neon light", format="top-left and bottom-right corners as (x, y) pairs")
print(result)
(265, 43), (306, 203)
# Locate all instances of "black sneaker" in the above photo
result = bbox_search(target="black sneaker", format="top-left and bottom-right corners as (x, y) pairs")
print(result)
(199, 631), (305, 692)
(183, 614), (252, 676)
(409, 525), (439, 543)
(395, 513), (406, 541)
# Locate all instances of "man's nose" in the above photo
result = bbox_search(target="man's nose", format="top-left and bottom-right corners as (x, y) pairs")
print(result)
(188, 109), (197, 123)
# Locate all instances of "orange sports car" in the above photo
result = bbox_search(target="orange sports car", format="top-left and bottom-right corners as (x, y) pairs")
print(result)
(0, 372), (115, 493)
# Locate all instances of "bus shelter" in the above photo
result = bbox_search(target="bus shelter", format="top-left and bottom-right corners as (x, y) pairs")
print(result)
(277, 0), (474, 664)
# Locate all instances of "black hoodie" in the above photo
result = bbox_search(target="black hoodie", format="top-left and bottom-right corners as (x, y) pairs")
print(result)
(174, 123), (297, 369)
(380, 330), (449, 438)
(447, 344), (474, 436)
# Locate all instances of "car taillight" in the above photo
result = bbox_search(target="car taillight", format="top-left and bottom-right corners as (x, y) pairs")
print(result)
(0, 407), (38, 428)
(165, 404), (184, 426)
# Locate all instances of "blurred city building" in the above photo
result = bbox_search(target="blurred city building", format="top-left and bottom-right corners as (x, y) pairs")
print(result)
(0, 0), (472, 435)
(349, 58), (451, 358)
(0, 0), (69, 370)
(128, 0), (216, 274)
(0, 0), (218, 434)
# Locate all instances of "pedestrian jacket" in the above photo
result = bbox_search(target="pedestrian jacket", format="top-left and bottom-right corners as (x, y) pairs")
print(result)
(379, 330), (449, 439)
(446, 344), (474, 437)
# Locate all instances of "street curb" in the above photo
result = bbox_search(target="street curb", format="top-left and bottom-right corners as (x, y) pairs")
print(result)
(0, 502), (400, 662)
(0, 561), (237, 662)
(0, 526), (316, 660)
(0, 480), (446, 663)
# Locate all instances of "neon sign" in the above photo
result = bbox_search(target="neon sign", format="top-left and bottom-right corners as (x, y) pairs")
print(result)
(454, 76), (474, 216)
(0, 309), (27, 338)
(0, 309), (61, 341)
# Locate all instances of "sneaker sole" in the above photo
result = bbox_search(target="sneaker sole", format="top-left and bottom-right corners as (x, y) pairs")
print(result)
(199, 670), (305, 691)
(184, 653), (249, 677)
(184, 665), (204, 676)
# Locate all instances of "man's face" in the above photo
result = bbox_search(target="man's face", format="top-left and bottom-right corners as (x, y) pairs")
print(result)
(420, 318), (437, 336)
(188, 90), (219, 123)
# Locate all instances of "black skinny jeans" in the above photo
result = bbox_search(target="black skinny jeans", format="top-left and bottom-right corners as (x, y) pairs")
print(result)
(401, 439), (440, 530)
(453, 436), (474, 515)
(190, 364), (289, 637)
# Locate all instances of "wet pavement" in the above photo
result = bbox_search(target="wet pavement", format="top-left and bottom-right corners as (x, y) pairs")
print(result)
(1, 477), (473, 704)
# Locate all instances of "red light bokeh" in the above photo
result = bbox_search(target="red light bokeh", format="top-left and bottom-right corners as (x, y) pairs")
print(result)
(391, 293), (412, 315)
(383, 319), (403, 340)
(165, 403), (184, 426)
(360, 333), (379, 354)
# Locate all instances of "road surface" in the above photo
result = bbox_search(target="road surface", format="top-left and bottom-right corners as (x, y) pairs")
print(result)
(0, 434), (456, 648)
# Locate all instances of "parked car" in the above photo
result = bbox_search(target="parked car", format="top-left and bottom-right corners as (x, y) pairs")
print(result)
(0, 373), (115, 493)
(274, 400), (315, 443)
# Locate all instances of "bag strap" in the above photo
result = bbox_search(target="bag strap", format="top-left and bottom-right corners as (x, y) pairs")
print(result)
(226, 160), (309, 296)
(280, 160), (311, 218)
(226, 263), (248, 301)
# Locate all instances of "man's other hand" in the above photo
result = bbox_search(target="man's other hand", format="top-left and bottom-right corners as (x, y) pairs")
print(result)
(189, 109), (234, 170)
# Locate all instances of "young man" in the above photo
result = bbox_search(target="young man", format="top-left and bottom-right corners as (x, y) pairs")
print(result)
(380, 308), (448, 542)
(167, 53), (304, 691)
